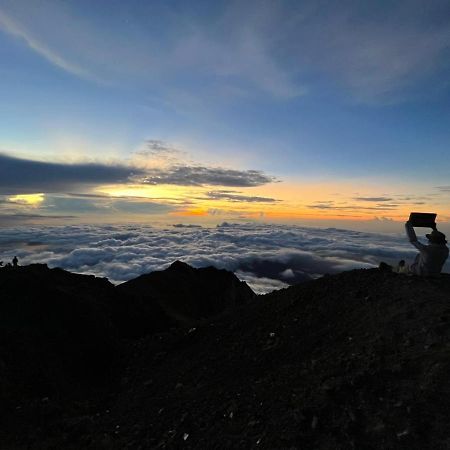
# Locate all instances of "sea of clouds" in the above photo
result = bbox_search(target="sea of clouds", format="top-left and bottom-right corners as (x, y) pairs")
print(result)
(0, 222), (438, 293)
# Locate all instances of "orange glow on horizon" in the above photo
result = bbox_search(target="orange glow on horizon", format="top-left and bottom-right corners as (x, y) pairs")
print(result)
(172, 208), (209, 217)
(94, 179), (450, 224)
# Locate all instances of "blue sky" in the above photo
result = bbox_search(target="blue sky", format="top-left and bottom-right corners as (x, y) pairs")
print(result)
(1, 0), (450, 230)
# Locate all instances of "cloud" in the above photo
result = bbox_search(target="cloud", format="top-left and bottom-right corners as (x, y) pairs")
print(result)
(0, 9), (94, 81)
(142, 165), (277, 187)
(4, 0), (448, 103)
(0, 153), (145, 195)
(205, 190), (279, 203)
(38, 195), (177, 216)
(0, 1), (303, 99)
(0, 213), (75, 227)
(436, 186), (450, 193)
(134, 140), (188, 166)
(0, 222), (432, 294)
(307, 201), (399, 211)
(353, 197), (393, 202)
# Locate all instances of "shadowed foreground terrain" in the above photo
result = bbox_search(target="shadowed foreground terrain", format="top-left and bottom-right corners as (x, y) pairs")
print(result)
(1, 263), (450, 449)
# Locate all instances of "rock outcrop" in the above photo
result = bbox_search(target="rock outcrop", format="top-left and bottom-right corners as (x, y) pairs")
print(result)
(116, 260), (256, 336)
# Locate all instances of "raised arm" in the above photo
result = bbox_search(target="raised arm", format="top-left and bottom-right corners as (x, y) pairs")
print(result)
(405, 221), (425, 250)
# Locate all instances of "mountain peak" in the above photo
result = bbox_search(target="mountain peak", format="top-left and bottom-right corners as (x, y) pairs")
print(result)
(168, 260), (194, 271)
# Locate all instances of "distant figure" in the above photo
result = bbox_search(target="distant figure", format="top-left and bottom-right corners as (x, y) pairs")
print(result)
(12, 256), (18, 267)
(396, 260), (408, 274)
(405, 221), (449, 276)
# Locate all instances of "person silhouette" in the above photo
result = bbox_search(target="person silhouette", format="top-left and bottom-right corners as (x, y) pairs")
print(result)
(405, 221), (449, 276)
(12, 256), (18, 267)
(396, 260), (408, 274)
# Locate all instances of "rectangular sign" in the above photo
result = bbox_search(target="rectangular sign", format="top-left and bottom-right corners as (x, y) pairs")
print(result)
(409, 212), (437, 228)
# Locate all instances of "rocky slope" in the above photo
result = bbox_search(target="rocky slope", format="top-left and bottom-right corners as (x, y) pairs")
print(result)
(2, 265), (450, 449)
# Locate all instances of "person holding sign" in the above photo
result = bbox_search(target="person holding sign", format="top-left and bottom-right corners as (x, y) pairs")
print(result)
(405, 213), (449, 276)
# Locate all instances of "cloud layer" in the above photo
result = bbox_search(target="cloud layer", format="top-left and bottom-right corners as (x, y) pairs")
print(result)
(0, 153), (144, 195)
(0, 222), (434, 294)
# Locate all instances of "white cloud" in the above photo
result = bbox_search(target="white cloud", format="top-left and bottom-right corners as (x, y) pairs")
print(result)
(0, 222), (436, 293)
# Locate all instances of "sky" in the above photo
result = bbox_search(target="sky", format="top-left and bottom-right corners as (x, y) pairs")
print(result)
(1, 0), (450, 233)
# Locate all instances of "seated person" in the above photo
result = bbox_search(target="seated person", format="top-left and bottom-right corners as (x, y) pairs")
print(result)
(396, 260), (409, 274)
(405, 221), (449, 276)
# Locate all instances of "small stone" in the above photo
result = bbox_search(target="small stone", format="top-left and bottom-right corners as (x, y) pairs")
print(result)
(397, 429), (409, 438)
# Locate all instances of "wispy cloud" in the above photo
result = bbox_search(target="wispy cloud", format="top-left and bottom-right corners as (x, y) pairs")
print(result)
(0, 9), (94, 81)
(435, 186), (450, 193)
(142, 165), (277, 187)
(2, 1), (449, 103)
(134, 140), (188, 166)
(205, 190), (279, 203)
(353, 197), (393, 202)
(307, 200), (399, 211)
(0, 213), (76, 226)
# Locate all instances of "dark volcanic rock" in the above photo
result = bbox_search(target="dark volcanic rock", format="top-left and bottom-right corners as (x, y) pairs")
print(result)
(116, 260), (256, 336)
(0, 264), (117, 399)
(96, 270), (450, 450)
(4, 265), (450, 449)
(0, 264), (119, 445)
(0, 261), (255, 448)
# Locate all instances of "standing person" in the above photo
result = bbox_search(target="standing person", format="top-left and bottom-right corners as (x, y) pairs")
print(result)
(12, 256), (18, 267)
(405, 221), (449, 276)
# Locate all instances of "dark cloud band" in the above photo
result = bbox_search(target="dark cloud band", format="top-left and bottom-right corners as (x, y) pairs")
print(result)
(0, 153), (144, 195)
